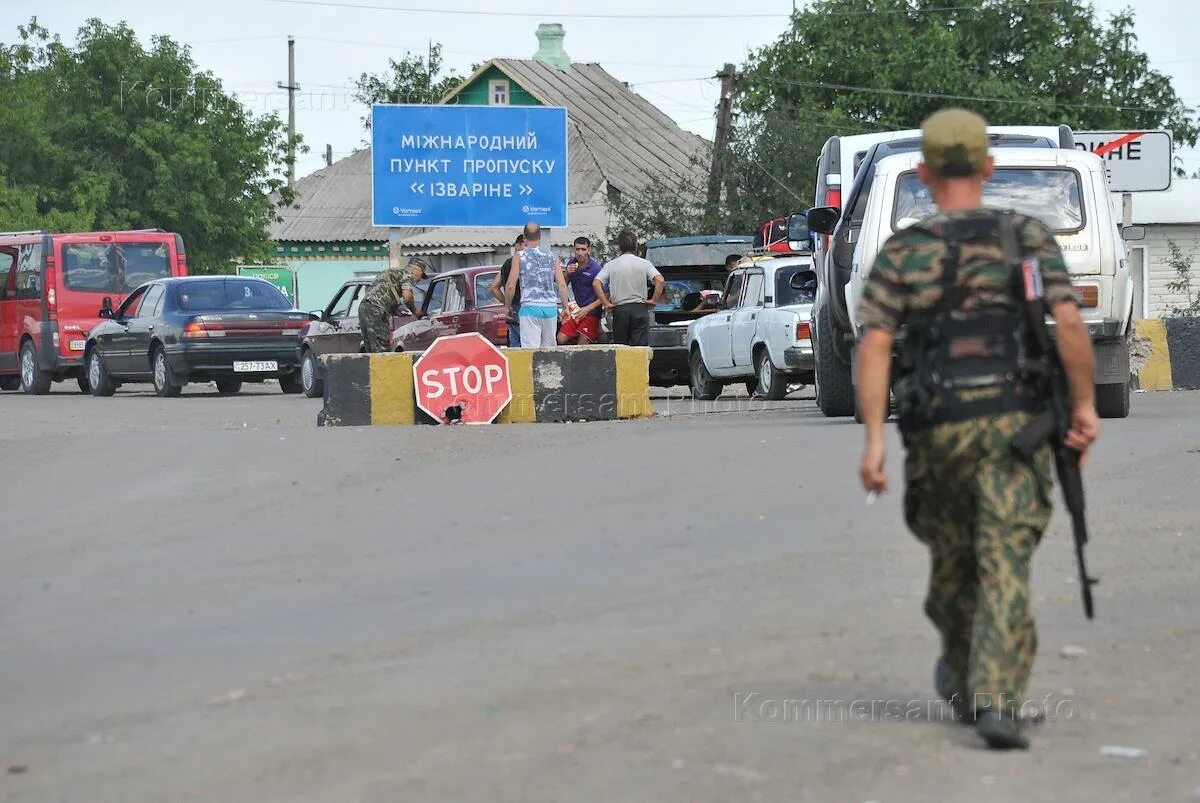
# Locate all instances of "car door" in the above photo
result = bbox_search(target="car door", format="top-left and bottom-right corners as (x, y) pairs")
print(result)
(100, 284), (149, 374)
(731, 270), (765, 370)
(432, 275), (472, 338)
(699, 269), (742, 371)
(0, 246), (17, 372)
(121, 283), (165, 377)
(401, 278), (446, 351)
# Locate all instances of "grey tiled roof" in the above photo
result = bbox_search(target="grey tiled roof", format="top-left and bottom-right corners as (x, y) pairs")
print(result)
(269, 148), (395, 243)
(479, 60), (711, 197)
(271, 59), (710, 244)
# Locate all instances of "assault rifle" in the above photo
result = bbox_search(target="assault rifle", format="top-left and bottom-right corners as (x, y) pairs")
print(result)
(1000, 215), (1098, 620)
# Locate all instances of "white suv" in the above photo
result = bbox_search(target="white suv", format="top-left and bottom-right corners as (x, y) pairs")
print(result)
(845, 147), (1135, 418)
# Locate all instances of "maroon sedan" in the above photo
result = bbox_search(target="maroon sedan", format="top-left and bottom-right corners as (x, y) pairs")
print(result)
(391, 265), (509, 351)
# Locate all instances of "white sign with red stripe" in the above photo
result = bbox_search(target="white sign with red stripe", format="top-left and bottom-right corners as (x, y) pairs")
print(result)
(1074, 130), (1172, 192)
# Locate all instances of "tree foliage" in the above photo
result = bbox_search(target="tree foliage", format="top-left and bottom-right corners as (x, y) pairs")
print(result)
(0, 18), (293, 273)
(353, 43), (463, 129)
(612, 0), (1199, 240)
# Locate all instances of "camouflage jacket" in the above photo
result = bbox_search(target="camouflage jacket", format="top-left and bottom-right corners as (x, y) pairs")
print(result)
(858, 209), (1075, 333)
(362, 265), (416, 312)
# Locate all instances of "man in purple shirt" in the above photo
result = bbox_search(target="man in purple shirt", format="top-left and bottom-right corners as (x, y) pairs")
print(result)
(558, 236), (605, 345)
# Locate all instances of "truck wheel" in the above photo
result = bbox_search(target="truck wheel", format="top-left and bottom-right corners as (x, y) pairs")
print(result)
(215, 379), (242, 396)
(689, 349), (722, 401)
(744, 379), (758, 397)
(76, 375), (90, 394)
(19, 341), (51, 395)
(814, 305), (855, 417)
(0, 375), (20, 391)
(755, 348), (789, 401)
(301, 349), (324, 398)
(1095, 378), (1131, 419)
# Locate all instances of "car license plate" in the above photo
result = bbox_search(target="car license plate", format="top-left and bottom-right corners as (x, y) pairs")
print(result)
(233, 360), (278, 372)
(69, 339), (86, 352)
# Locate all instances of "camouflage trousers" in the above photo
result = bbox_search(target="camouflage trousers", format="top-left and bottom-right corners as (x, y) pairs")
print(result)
(357, 302), (392, 353)
(903, 411), (1054, 715)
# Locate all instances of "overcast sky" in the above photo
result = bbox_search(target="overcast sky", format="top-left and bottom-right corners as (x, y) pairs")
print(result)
(4, 0), (1197, 179)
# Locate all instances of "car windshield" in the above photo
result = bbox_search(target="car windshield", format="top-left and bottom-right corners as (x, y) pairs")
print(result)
(174, 279), (293, 311)
(893, 168), (1085, 232)
(62, 242), (172, 293)
(774, 268), (817, 306)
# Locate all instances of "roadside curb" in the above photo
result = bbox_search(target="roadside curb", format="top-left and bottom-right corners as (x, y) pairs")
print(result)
(317, 346), (653, 426)
(1133, 317), (1200, 391)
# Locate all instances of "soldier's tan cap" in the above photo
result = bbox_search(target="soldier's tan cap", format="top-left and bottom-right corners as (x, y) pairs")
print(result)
(921, 108), (989, 178)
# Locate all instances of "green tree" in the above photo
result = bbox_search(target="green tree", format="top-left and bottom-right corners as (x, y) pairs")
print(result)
(0, 18), (293, 273)
(353, 43), (463, 129)
(614, 0), (1199, 239)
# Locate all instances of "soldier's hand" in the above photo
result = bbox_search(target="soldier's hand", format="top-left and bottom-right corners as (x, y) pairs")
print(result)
(860, 441), (889, 494)
(1066, 405), (1100, 465)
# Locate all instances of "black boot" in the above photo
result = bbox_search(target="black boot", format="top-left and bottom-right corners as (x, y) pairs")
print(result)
(976, 710), (1030, 750)
(934, 657), (974, 724)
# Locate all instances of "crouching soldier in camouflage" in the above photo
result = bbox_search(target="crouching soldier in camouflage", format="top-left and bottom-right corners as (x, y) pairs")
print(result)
(855, 109), (1100, 749)
(358, 257), (428, 352)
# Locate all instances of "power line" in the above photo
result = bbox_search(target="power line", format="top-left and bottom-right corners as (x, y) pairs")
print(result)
(768, 77), (1187, 114)
(263, 0), (788, 19)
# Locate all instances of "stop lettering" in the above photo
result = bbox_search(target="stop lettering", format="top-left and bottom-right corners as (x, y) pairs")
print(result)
(412, 333), (512, 424)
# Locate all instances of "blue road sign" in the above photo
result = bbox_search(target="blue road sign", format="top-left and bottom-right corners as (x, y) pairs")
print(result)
(372, 105), (568, 228)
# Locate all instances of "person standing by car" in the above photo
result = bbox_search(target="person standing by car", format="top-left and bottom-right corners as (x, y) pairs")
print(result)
(504, 222), (572, 348)
(856, 109), (1099, 750)
(490, 233), (524, 347)
(558, 236), (605, 345)
(359, 256), (428, 353)
(592, 230), (665, 347)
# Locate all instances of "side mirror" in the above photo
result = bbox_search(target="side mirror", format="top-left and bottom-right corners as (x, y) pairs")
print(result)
(1121, 225), (1146, 242)
(806, 206), (841, 235)
(99, 297), (114, 318)
(308, 309), (325, 322)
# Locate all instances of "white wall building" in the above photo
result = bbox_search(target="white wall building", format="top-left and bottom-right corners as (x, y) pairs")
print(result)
(1129, 178), (1200, 318)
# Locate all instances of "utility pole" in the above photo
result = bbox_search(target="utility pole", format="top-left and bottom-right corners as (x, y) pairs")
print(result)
(706, 63), (738, 211)
(325, 144), (333, 168)
(277, 36), (299, 189)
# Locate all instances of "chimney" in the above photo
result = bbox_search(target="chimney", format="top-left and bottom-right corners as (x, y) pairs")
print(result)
(533, 23), (570, 72)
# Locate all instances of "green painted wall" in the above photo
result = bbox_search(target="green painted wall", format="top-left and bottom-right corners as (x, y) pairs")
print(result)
(451, 67), (541, 107)
(287, 259), (387, 312)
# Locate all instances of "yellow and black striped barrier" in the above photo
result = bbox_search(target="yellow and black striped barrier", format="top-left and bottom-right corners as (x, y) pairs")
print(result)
(1133, 318), (1200, 391)
(318, 346), (654, 426)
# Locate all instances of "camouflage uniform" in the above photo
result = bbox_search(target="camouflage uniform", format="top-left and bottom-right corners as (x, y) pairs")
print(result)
(359, 265), (417, 353)
(858, 209), (1076, 716)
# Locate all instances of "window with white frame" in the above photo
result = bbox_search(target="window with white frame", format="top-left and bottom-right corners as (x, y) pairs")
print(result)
(489, 80), (509, 106)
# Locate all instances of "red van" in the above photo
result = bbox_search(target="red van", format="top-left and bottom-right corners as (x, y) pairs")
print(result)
(0, 229), (189, 394)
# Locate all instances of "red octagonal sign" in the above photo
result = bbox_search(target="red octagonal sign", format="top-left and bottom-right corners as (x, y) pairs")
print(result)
(413, 333), (512, 424)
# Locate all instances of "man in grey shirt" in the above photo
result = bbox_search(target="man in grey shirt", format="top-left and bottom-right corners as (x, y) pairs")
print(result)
(593, 230), (665, 346)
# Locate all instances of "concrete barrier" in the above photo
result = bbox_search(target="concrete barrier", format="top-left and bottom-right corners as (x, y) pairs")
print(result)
(318, 346), (654, 426)
(1133, 318), (1200, 391)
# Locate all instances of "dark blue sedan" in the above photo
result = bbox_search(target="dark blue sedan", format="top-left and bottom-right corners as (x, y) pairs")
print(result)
(85, 276), (312, 397)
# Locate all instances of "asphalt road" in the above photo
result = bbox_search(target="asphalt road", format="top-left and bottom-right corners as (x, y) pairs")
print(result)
(1, 385), (1198, 802)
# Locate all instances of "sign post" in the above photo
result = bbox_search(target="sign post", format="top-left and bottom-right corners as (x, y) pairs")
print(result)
(371, 105), (569, 228)
(413, 333), (512, 425)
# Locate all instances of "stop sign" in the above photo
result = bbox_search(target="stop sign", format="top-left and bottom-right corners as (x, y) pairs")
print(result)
(413, 333), (512, 424)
